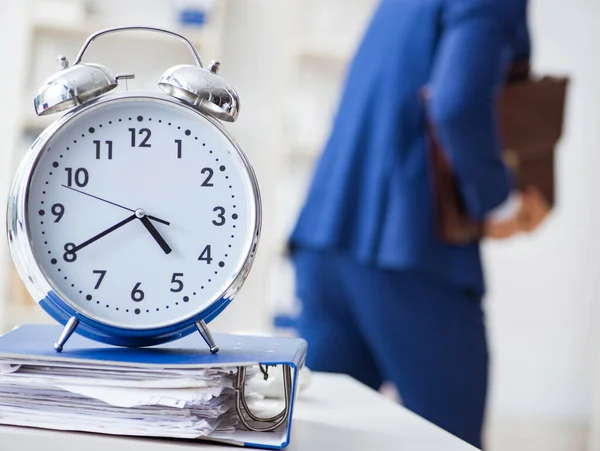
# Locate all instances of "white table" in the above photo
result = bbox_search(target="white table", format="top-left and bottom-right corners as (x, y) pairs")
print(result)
(0, 373), (477, 451)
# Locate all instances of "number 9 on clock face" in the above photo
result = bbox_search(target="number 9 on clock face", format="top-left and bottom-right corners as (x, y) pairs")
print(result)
(13, 95), (260, 334)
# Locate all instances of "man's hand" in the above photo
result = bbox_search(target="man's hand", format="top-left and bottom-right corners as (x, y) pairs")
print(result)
(484, 215), (519, 239)
(517, 186), (550, 232)
(484, 187), (550, 239)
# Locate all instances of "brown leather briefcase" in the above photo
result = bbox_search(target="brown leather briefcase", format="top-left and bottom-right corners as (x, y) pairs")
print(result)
(425, 65), (569, 244)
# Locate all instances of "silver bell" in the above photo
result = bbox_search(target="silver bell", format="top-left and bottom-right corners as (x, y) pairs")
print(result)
(33, 56), (118, 116)
(158, 60), (240, 122)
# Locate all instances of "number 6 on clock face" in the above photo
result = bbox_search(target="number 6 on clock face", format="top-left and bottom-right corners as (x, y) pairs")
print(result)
(8, 94), (261, 346)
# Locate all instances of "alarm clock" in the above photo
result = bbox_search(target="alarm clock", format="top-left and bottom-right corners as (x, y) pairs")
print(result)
(6, 27), (261, 354)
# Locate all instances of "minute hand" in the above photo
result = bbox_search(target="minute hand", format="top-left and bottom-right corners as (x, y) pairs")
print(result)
(73, 214), (137, 253)
(61, 185), (169, 226)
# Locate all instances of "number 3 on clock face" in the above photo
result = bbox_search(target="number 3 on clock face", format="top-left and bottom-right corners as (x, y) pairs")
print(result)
(11, 95), (260, 343)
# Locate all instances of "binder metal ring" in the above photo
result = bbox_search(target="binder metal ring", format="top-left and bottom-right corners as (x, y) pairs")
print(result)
(234, 365), (293, 432)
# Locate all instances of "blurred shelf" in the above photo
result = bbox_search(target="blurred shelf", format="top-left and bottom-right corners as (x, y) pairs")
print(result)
(287, 135), (327, 158)
(31, 19), (220, 50)
(289, 145), (321, 161)
(295, 37), (356, 62)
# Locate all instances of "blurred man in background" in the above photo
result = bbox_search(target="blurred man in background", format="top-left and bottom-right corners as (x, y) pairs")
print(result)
(289, 0), (547, 448)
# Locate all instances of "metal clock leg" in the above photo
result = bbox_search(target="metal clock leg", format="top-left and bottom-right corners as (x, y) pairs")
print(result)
(195, 320), (219, 354)
(53, 317), (79, 352)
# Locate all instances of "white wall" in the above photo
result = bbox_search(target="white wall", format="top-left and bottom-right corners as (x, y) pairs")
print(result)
(483, 1), (600, 448)
(0, 1), (30, 314)
(207, 0), (292, 334)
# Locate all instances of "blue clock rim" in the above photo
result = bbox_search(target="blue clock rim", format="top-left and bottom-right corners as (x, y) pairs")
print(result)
(40, 289), (232, 347)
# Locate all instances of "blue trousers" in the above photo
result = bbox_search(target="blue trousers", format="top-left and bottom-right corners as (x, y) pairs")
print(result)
(292, 248), (488, 449)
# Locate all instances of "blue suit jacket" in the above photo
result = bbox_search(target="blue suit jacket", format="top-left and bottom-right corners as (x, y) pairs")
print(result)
(290, 0), (530, 293)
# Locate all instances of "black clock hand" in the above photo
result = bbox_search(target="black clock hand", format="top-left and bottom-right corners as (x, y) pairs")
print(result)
(61, 185), (170, 226)
(138, 214), (172, 254)
(73, 214), (137, 253)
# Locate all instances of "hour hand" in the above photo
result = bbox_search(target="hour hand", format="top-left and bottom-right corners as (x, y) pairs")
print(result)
(136, 209), (172, 254)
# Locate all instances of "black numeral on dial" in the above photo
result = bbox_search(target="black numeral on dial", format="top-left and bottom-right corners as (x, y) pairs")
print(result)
(212, 206), (226, 226)
(131, 282), (145, 302)
(65, 168), (89, 187)
(198, 245), (213, 264)
(175, 139), (182, 159)
(63, 242), (77, 262)
(201, 168), (214, 187)
(51, 203), (65, 222)
(94, 140), (113, 159)
(93, 270), (107, 289)
(129, 128), (151, 147)
(170, 273), (184, 292)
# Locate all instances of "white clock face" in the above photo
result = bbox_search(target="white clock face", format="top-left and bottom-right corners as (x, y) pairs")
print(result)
(25, 97), (258, 329)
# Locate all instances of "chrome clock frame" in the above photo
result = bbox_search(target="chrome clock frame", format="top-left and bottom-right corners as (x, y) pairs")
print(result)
(7, 92), (262, 353)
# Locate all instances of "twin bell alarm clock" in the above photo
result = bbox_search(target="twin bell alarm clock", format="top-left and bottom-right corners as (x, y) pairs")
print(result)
(6, 27), (261, 354)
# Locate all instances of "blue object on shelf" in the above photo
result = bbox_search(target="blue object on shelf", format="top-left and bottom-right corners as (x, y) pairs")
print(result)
(273, 314), (299, 331)
(178, 9), (206, 26)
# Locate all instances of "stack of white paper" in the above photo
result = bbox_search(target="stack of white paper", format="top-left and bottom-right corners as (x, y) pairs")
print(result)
(0, 361), (261, 439)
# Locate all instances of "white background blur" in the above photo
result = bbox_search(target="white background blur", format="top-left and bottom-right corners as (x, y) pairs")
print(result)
(0, 1), (598, 450)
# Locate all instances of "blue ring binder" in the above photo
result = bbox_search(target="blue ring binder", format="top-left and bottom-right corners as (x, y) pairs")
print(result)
(0, 324), (308, 449)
